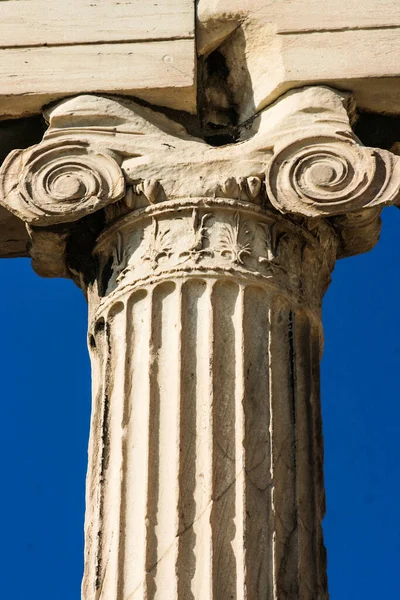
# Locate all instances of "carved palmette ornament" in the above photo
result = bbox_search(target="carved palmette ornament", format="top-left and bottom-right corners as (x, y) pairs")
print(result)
(0, 140), (125, 225)
(266, 136), (400, 217)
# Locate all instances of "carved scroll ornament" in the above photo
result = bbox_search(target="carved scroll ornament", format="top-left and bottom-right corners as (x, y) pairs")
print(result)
(0, 85), (399, 277)
(266, 134), (400, 218)
(0, 140), (125, 225)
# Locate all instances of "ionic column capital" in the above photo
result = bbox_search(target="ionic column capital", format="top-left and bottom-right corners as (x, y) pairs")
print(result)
(264, 87), (400, 218)
(0, 85), (398, 279)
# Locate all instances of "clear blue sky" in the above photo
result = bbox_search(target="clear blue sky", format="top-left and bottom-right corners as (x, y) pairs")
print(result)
(0, 207), (399, 599)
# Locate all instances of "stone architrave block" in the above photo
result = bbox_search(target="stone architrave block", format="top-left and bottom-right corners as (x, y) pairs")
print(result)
(0, 0), (196, 118)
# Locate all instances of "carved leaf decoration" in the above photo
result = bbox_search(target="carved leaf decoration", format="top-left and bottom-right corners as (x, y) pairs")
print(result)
(219, 212), (252, 265)
(258, 222), (291, 277)
(179, 209), (213, 262)
(143, 217), (172, 269)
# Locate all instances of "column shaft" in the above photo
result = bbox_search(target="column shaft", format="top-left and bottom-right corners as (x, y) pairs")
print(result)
(83, 249), (330, 599)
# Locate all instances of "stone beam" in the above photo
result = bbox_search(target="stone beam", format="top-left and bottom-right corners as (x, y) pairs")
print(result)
(0, 85), (399, 598)
(1, 0), (400, 122)
(198, 0), (400, 121)
(0, 0), (196, 119)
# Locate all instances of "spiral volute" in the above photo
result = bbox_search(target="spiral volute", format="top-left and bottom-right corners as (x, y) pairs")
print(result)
(266, 136), (393, 217)
(0, 140), (125, 225)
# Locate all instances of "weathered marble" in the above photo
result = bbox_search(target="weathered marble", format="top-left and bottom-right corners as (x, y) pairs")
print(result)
(0, 0), (196, 118)
(197, 0), (400, 120)
(0, 84), (399, 598)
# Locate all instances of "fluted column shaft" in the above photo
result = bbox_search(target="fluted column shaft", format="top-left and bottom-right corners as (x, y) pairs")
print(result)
(82, 198), (336, 600)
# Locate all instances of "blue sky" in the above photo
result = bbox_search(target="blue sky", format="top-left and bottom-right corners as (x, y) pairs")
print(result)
(0, 206), (399, 598)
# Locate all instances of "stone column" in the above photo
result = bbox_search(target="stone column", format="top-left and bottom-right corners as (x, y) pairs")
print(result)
(83, 197), (335, 600)
(1, 86), (399, 600)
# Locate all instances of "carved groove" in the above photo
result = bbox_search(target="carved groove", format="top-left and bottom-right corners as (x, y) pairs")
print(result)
(121, 289), (151, 599)
(177, 279), (210, 600)
(242, 286), (273, 599)
(146, 282), (180, 598)
(98, 302), (125, 598)
(210, 280), (239, 600)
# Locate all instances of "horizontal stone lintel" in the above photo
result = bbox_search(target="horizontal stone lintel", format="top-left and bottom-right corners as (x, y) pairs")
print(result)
(0, 1), (400, 118)
(0, 0), (196, 119)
